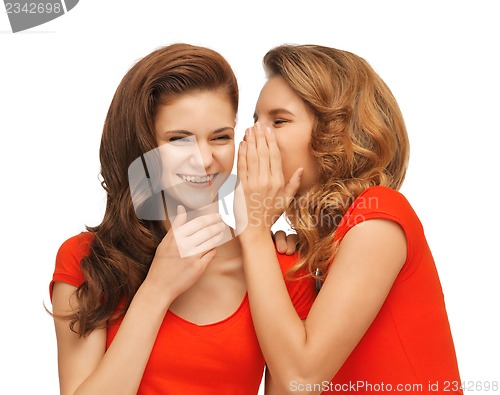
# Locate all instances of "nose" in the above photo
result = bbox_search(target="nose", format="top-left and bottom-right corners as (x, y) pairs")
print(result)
(254, 120), (272, 130)
(189, 141), (214, 172)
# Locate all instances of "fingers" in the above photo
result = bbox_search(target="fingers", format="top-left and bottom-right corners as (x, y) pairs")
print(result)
(273, 230), (299, 255)
(266, 126), (285, 185)
(284, 232), (299, 255)
(199, 249), (217, 266)
(273, 230), (288, 254)
(255, 123), (270, 181)
(177, 212), (223, 237)
(245, 127), (258, 181)
(238, 121), (303, 230)
(265, 126), (301, 207)
(237, 140), (247, 183)
(187, 221), (226, 249)
(170, 211), (226, 257)
(171, 205), (187, 229)
(242, 123), (281, 186)
(192, 231), (224, 255)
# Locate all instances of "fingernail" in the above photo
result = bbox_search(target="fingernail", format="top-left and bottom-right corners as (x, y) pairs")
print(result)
(266, 126), (272, 135)
(255, 122), (261, 131)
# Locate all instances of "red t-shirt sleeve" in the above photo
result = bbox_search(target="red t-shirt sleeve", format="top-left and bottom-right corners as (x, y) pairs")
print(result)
(277, 252), (317, 319)
(334, 186), (424, 281)
(49, 232), (93, 300)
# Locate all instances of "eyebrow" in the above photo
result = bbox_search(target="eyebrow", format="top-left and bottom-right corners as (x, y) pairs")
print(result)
(163, 126), (235, 136)
(253, 108), (295, 121)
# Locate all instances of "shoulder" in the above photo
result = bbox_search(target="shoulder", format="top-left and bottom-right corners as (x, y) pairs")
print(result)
(336, 186), (422, 241)
(51, 232), (94, 295)
(56, 232), (94, 263)
(351, 186), (415, 217)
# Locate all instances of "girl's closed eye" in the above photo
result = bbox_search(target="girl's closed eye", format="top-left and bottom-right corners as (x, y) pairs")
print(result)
(169, 135), (194, 143)
(213, 134), (233, 142)
(273, 119), (289, 127)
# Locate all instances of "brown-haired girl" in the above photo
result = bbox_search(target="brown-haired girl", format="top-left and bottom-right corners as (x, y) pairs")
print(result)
(238, 44), (462, 394)
(50, 43), (315, 394)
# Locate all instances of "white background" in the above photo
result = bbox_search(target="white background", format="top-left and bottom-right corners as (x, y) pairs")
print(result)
(1, 1), (499, 394)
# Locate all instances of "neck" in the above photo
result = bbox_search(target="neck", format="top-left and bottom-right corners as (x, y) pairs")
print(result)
(214, 235), (242, 260)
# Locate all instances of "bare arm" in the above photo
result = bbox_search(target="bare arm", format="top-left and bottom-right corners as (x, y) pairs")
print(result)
(264, 367), (281, 395)
(53, 279), (175, 395)
(263, 321), (309, 395)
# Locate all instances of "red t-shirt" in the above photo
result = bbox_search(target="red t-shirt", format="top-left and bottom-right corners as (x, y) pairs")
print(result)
(325, 186), (462, 394)
(50, 232), (316, 395)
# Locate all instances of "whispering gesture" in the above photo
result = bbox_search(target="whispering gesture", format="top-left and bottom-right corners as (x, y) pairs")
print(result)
(237, 122), (303, 232)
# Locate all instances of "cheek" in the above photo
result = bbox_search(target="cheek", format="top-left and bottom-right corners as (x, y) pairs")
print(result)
(161, 146), (188, 172)
(274, 138), (293, 178)
(216, 145), (235, 169)
(276, 134), (317, 185)
(219, 144), (236, 167)
(276, 133), (305, 160)
(275, 135), (287, 157)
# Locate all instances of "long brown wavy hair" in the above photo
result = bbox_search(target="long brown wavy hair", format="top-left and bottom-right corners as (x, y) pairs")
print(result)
(69, 43), (238, 337)
(263, 44), (409, 282)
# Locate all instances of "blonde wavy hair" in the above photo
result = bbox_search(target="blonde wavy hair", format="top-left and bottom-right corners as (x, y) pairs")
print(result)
(263, 44), (410, 282)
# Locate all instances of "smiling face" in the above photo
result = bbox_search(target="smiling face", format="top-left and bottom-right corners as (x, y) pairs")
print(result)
(154, 89), (236, 210)
(254, 76), (319, 192)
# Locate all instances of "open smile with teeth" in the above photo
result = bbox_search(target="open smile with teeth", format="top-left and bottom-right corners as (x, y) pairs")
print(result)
(178, 174), (217, 184)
